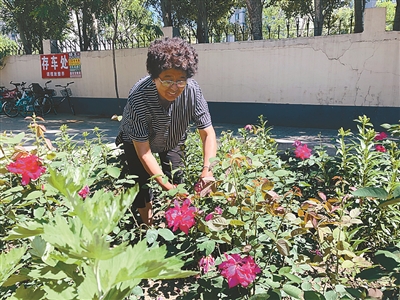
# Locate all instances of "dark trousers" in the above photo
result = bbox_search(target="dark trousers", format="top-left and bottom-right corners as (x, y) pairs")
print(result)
(122, 142), (184, 208)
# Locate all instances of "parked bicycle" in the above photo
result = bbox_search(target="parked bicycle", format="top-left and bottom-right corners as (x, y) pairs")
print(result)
(54, 82), (75, 115)
(2, 84), (43, 117)
(31, 80), (56, 115)
(0, 81), (26, 113)
(33, 81), (75, 115)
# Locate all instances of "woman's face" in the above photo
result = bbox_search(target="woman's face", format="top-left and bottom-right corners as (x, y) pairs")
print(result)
(154, 69), (187, 102)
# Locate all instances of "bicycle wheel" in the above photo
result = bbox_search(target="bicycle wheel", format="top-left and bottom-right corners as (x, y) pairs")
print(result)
(36, 96), (52, 115)
(33, 98), (44, 117)
(2, 101), (19, 117)
(67, 97), (75, 115)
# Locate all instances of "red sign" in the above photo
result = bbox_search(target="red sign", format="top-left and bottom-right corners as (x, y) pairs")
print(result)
(41, 53), (70, 78)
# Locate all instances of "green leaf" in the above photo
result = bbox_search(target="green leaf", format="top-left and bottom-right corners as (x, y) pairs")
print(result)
(249, 294), (272, 300)
(146, 229), (158, 244)
(274, 170), (290, 177)
(106, 166), (120, 178)
(0, 246), (26, 286)
(157, 228), (175, 241)
(304, 291), (326, 300)
(30, 236), (57, 267)
(283, 284), (304, 299)
(43, 281), (77, 299)
(10, 284), (45, 300)
(229, 219), (245, 226)
(94, 240), (197, 295)
(351, 187), (388, 199)
(264, 278), (280, 289)
(283, 273), (302, 284)
(25, 190), (43, 200)
(4, 221), (44, 240)
(356, 266), (387, 281)
(260, 230), (277, 242)
(375, 250), (400, 271)
(379, 197), (400, 208)
(1, 132), (25, 144)
(76, 265), (99, 299)
(197, 240), (216, 256)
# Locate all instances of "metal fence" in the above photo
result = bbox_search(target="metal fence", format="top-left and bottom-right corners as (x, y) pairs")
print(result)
(50, 34), (157, 53)
(4, 16), (396, 55)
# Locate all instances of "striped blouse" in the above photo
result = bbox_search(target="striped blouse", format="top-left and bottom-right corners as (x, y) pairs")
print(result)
(116, 75), (212, 153)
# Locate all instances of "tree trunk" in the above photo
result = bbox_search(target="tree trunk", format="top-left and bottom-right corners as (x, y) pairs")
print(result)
(394, 0), (400, 31)
(196, 0), (208, 43)
(314, 0), (323, 36)
(16, 21), (31, 54)
(245, 0), (263, 40)
(75, 10), (83, 51)
(354, 0), (365, 33)
(161, 0), (173, 27)
(82, 2), (91, 50)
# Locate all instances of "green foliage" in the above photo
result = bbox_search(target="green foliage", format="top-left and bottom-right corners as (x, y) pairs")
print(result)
(0, 116), (196, 299)
(0, 0), (70, 54)
(1, 114), (399, 299)
(0, 35), (17, 66)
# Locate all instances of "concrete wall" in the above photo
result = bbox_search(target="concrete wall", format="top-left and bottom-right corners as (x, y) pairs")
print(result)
(1, 8), (399, 129)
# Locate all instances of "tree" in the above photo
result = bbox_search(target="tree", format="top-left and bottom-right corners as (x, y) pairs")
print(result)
(245, 0), (264, 39)
(274, 0), (348, 36)
(146, 0), (238, 43)
(395, 0), (400, 30)
(1, 0), (70, 54)
(353, 0), (366, 33)
(98, 0), (162, 98)
(376, 0), (399, 31)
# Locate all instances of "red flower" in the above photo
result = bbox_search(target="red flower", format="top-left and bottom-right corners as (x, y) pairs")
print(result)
(294, 144), (312, 160)
(199, 255), (215, 274)
(375, 144), (386, 152)
(218, 253), (261, 288)
(165, 199), (197, 234)
(7, 154), (46, 185)
(375, 132), (387, 141)
(78, 185), (90, 198)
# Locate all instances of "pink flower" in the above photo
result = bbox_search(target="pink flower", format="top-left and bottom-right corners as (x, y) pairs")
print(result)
(194, 181), (202, 193)
(218, 253), (261, 288)
(165, 199), (197, 234)
(244, 124), (252, 131)
(294, 144), (312, 160)
(215, 206), (223, 215)
(375, 144), (386, 152)
(293, 140), (302, 147)
(7, 154), (46, 185)
(205, 206), (223, 221)
(375, 132), (387, 141)
(205, 213), (213, 221)
(78, 185), (90, 199)
(199, 255), (215, 273)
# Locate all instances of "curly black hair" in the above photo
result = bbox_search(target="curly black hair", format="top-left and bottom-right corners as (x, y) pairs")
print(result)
(146, 37), (198, 79)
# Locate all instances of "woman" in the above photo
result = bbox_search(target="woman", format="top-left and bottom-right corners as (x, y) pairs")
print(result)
(116, 37), (217, 225)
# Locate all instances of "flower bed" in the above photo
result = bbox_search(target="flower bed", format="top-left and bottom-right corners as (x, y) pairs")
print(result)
(0, 114), (399, 299)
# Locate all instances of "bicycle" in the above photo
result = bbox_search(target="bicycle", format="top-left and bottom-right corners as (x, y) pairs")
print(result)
(2, 84), (43, 117)
(53, 82), (75, 115)
(31, 81), (56, 115)
(0, 81), (26, 113)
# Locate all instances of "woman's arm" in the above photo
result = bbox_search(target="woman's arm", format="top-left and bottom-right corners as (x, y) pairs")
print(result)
(198, 125), (217, 178)
(133, 140), (175, 190)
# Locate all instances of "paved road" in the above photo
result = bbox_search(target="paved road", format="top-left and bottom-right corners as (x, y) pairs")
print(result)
(0, 113), (339, 155)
